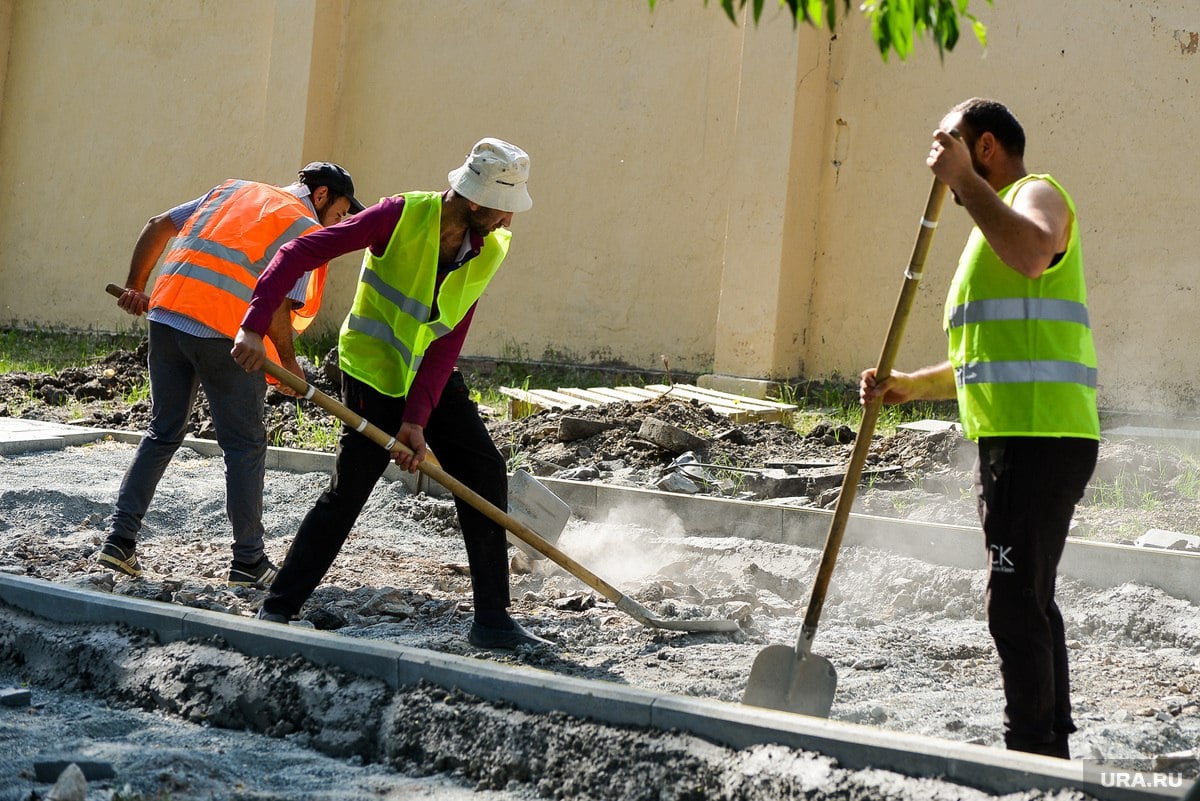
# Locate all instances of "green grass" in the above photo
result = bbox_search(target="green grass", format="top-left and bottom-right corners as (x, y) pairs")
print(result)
(271, 403), (342, 451)
(774, 376), (959, 438)
(0, 327), (144, 373)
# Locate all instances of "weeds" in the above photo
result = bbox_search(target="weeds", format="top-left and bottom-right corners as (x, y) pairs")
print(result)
(702, 453), (757, 495)
(1086, 470), (1162, 512)
(271, 403), (341, 451)
(0, 328), (143, 373)
(123, 379), (152, 405)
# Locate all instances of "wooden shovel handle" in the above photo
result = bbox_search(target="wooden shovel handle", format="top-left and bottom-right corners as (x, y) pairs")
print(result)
(260, 358), (639, 615)
(799, 177), (949, 637)
(259, 359), (635, 607)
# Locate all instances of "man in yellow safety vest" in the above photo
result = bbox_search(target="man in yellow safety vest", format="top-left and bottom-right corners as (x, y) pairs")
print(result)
(232, 139), (547, 650)
(860, 99), (1099, 759)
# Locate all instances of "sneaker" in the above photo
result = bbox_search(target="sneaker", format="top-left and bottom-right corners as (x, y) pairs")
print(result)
(97, 539), (141, 577)
(256, 608), (289, 624)
(228, 556), (279, 588)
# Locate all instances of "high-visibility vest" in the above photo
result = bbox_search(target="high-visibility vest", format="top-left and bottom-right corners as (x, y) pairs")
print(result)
(338, 191), (509, 397)
(944, 173), (1099, 440)
(149, 179), (328, 364)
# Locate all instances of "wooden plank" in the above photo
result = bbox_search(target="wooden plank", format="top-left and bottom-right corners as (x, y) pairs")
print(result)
(499, 387), (593, 417)
(500, 383), (794, 422)
(587, 386), (665, 403)
(645, 384), (797, 413)
(671, 383), (797, 411)
(556, 387), (620, 406)
(642, 385), (792, 423)
(645, 384), (763, 409)
(531, 389), (597, 408)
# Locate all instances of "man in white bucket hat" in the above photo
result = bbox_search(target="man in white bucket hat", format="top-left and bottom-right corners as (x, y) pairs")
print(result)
(231, 138), (547, 650)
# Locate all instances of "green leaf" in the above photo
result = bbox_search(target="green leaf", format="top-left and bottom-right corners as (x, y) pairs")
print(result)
(687, 0), (990, 64)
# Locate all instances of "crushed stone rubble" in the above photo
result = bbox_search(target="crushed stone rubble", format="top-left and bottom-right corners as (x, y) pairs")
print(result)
(1, 347), (1198, 797)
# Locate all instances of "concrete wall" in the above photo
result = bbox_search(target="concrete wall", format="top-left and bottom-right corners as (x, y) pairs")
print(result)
(0, 1), (1197, 417)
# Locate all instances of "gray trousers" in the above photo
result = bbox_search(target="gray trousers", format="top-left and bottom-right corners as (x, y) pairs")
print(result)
(110, 322), (268, 564)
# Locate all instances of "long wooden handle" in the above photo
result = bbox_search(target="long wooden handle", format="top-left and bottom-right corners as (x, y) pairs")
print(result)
(798, 177), (949, 642)
(261, 358), (652, 605)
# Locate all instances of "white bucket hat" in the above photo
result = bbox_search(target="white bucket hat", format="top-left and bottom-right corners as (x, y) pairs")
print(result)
(447, 138), (532, 213)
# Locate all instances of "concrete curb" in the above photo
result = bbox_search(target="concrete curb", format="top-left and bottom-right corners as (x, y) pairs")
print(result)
(0, 573), (1186, 801)
(2, 420), (1197, 604)
(540, 478), (1200, 605)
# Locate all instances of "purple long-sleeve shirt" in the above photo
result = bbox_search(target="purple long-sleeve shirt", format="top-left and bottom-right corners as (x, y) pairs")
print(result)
(242, 194), (484, 428)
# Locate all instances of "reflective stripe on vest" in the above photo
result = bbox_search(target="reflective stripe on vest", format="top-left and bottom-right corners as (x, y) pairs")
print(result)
(954, 360), (1098, 387)
(943, 174), (1099, 440)
(149, 179), (327, 361)
(946, 297), (1090, 328)
(337, 191), (509, 397)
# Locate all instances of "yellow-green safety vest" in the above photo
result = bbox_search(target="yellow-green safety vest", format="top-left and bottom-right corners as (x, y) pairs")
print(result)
(338, 191), (509, 397)
(943, 174), (1099, 441)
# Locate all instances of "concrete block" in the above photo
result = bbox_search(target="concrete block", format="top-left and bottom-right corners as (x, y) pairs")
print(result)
(180, 609), (402, 688)
(1062, 541), (1200, 605)
(0, 437), (66, 456)
(33, 758), (116, 782)
(1136, 529), (1200, 551)
(637, 417), (708, 454)
(0, 687), (31, 707)
(0, 574), (187, 642)
(898, 419), (962, 433)
(655, 472), (701, 494)
(538, 477), (599, 517)
(557, 416), (615, 441)
(399, 648), (658, 728)
(649, 695), (1151, 800)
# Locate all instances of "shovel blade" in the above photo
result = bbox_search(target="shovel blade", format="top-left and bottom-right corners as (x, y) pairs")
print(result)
(741, 644), (838, 717)
(506, 469), (571, 560)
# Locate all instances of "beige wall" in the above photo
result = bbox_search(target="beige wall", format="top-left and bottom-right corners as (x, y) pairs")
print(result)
(1, 1), (1198, 416)
(804, 0), (1200, 416)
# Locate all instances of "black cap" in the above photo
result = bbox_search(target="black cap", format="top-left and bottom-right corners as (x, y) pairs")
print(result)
(298, 162), (364, 214)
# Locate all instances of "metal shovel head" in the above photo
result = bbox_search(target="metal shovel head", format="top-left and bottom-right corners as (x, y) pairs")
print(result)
(505, 469), (571, 560)
(741, 643), (838, 717)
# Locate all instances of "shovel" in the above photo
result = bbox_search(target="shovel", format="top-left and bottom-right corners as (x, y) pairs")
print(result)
(257, 357), (739, 633)
(106, 285), (739, 635)
(741, 175), (950, 716)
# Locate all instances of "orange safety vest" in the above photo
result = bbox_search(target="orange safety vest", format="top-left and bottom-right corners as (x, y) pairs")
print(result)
(149, 179), (328, 364)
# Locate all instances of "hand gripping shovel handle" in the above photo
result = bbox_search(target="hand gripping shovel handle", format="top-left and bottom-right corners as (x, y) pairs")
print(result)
(105, 284), (737, 634)
(795, 176), (949, 653)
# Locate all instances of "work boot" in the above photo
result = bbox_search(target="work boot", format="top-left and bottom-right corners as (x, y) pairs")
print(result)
(255, 607), (290, 624)
(96, 538), (141, 577)
(468, 616), (553, 650)
(228, 556), (279, 589)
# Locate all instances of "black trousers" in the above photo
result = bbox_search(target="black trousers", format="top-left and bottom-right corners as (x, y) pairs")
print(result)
(263, 370), (510, 617)
(975, 436), (1098, 758)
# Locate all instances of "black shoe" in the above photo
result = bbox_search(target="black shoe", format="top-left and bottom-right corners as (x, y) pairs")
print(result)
(97, 539), (141, 577)
(256, 608), (289, 624)
(229, 556), (279, 588)
(468, 619), (552, 650)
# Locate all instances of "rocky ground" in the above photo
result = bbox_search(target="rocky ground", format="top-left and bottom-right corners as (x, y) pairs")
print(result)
(1, 345), (1198, 800)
